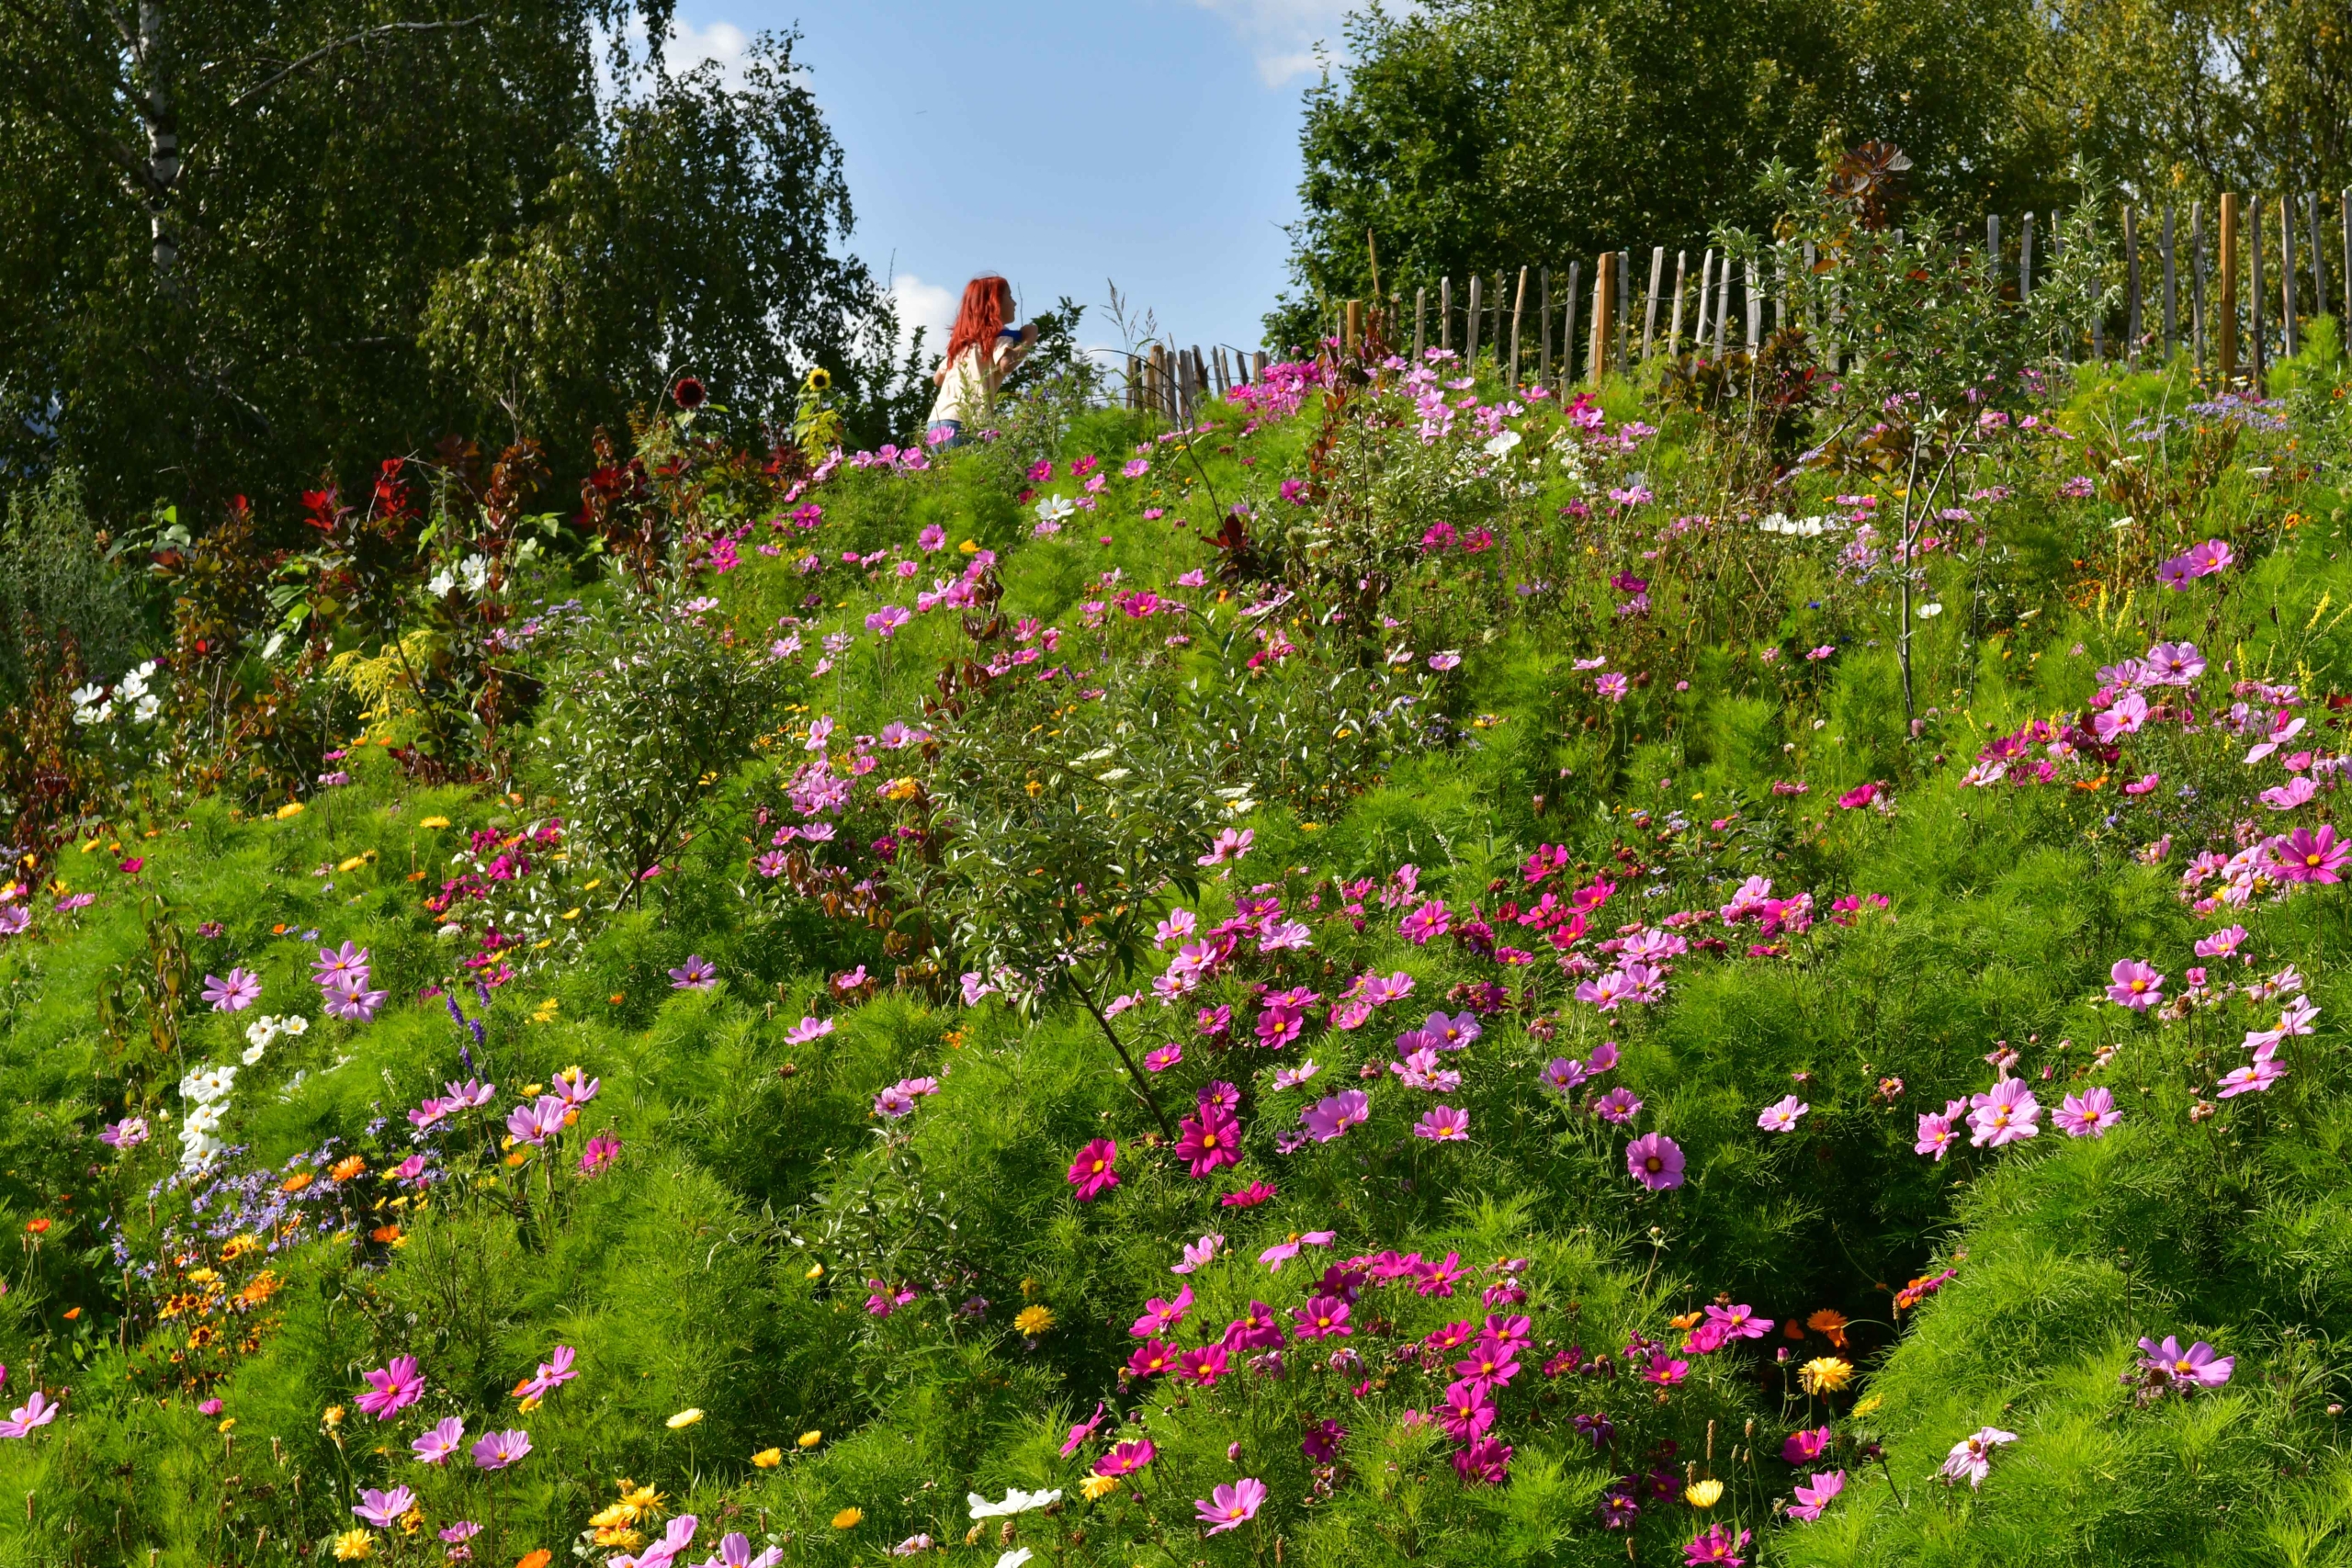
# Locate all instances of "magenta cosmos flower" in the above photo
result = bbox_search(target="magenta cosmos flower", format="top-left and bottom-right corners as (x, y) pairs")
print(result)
(2106, 958), (2165, 1010)
(1292, 1296), (1352, 1339)
(1781, 1425), (1831, 1464)
(1788, 1470), (1845, 1521)
(1625, 1132), (1684, 1190)
(1195, 1476), (1266, 1535)
(2276, 825), (2351, 883)
(1094, 1438), (1157, 1476)
(1967, 1079), (2041, 1147)
(514, 1346), (577, 1403)
(1757, 1095), (1808, 1133)
(1684, 1525), (1750, 1566)
(201, 968), (262, 1012)
(669, 954), (719, 990)
(470, 1427), (532, 1470)
(356, 1355), (424, 1419)
(2053, 1087), (2121, 1137)
(505, 1095), (569, 1147)
(2136, 1335), (2233, 1389)
(1301, 1089), (1370, 1143)
(1175, 1105), (1243, 1177)
(1068, 1138), (1119, 1201)
(1914, 1111), (1959, 1160)
(579, 1131), (621, 1175)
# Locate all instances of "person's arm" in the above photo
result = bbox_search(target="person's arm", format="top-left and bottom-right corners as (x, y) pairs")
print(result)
(989, 325), (1039, 388)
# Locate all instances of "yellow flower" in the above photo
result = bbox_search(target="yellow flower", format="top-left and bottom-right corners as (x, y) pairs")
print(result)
(805, 1263), (824, 1280)
(419, 816), (451, 829)
(1800, 1356), (1855, 1395)
(218, 1416), (237, 1433)
(831, 1507), (865, 1530)
(332, 1528), (374, 1560)
(1685, 1479), (1723, 1508)
(276, 802), (305, 820)
(797, 1430), (823, 1450)
(588, 1504), (638, 1530)
(752, 1448), (783, 1468)
(323, 1405), (345, 1429)
(1013, 1304), (1055, 1337)
(1080, 1474), (1121, 1501)
(666, 1408), (705, 1429)
(1851, 1393), (1885, 1419)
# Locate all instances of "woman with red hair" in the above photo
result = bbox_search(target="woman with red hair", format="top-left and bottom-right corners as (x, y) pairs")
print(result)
(925, 276), (1036, 448)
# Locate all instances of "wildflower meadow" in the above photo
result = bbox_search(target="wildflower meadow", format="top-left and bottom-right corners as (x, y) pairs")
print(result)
(9, 173), (2352, 1568)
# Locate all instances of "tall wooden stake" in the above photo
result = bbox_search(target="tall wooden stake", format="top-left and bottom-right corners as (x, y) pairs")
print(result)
(2218, 193), (2239, 384)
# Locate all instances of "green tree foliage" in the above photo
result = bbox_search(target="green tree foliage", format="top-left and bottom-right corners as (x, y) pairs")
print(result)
(1273, 0), (2352, 346)
(0, 2), (911, 523)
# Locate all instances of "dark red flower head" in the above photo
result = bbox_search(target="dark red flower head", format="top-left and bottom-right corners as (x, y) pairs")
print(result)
(672, 376), (707, 410)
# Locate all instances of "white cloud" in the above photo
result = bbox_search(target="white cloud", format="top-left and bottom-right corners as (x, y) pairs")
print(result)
(594, 16), (759, 99)
(1189, 0), (1358, 85)
(889, 273), (960, 359)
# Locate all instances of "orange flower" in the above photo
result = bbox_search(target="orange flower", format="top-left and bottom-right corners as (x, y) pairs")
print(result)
(1807, 1309), (1849, 1348)
(370, 1224), (403, 1245)
(25, 1217), (51, 1234)
(281, 1173), (314, 1194)
(515, 1552), (553, 1568)
(1668, 1311), (1702, 1330)
(330, 1156), (367, 1182)
(63, 1306), (83, 1320)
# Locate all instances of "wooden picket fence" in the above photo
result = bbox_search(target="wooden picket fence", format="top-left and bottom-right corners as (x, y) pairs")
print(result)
(1330, 190), (2352, 392)
(1123, 342), (1272, 425)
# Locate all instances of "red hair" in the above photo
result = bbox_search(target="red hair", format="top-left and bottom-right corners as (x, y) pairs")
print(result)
(943, 276), (1012, 367)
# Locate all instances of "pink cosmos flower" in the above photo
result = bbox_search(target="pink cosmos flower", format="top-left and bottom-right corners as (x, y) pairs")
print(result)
(1781, 1426), (1832, 1464)
(1684, 1525), (1751, 1566)
(1301, 1089), (1370, 1143)
(1915, 1111), (1959, 1160)
(201, 968), (262, 1012)
(1170, 1233), (1226, 1273)
(1757, 1095), (1808, 1133)
(1174, 1105), (1243, 1177)
(1175, 1344), (1230, 1386)
(1125, 1339), (1180, 1379)
(505, 1095), (569, 1147)
(1414, 1105), (1470, 1141)
(356, 1355), (424, 1419)
(322, 972), (390, 1021)
(1068, 1138), (1119, 1201)
(1625, 1132), (1684, 1190)
(2276, 825), (2350, 883)
(1939, 1427), (2018, 1488)
(1293, 1294), (1353, 1340)
(1195, 1477), (1265, 1535)
(1144, 1043), (1184, 1072)
(1094, 1438), (1157, 1476)
(1967, 1078), (2041, 1146)
(1596, 672), (1629, 701)
(579, 1133), (621, 1176)
(1131, 1287), (1193, 1337)
(411, 1416), (465, 1463)
(311, 941), (370, 986)
(352, 1486), (417, 1529)
(1196, 827), (1254, 865)
(1437, 1379), (1496, 1440)
(0, 1389), (57, 1438)
(514, 1347), (577, 1403)
(1454, 1434), (1513, 1484)
(668, 955), (719, 990)
(1593, 1087), (1642, 1123)
(2053, 1087), (2121, 1137)
(1398, 899), (1452, 944)
(2105, 958), (2165, 1010)
(2219, 1057), (2288, 1097)
(101, 1117), (150, 1150)
(1703, 1303), (1771, 1339)
(2136, 1335), (2233, 1389)
(469, 1427), (532, 1470)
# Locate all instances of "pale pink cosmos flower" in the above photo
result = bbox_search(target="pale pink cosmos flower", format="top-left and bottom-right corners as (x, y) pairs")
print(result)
(2053, 1087), (2121, 1137)
(1414, 1105), (1471, 1141)
(1194, 1477), (1267, 1535)
(356, 1355), (424, 1420)
(1757, 1095), (1808, 1133)
(1939, 1427), (2018, 1488)
(2105, 959), (2165, 1010)
(411, 1416), (465, 1464)
(1788, 1469), (1845, 1521)
(1301, 1089), (1370, 1143)
(1967, 1079), (2041, 1146)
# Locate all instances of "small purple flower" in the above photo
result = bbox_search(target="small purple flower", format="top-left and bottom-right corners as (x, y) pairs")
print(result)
(100, 1117), (150, 1150)
(1301, 1089), (1371, 1143)
(412, 1416), (465, 1463)
(669, 955), (719, 991)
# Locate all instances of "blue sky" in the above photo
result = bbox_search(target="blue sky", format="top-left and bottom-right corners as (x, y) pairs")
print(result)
(644, 0), (1355, 362)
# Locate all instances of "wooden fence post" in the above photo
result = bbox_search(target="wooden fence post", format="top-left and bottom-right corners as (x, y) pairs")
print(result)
(1713, 249), (1731, 358)
(1252, 351), (1267, 383)
(1641, 246), (1665, 360)
(2342, 189), (2352, 328)
(1668, 250), (1689, 355)
(1988, 215), (2002, 298)
(2308, 195), (2327, 344)
(1589, 252), (1613, 385)
(2086, 210), (2104, 359)
(2219, 194), (2239, 384)
(2282, 197), (2300, 361)
(2250, 196), (2266, 382)
(1562, 261), (1582, 393)
(2191, 203), (2208, 367)
(1465, 274), (1482, 367)
(2020, 212), (2035, 298)
(1414, 287), (1427, 361)
(2124, 205), (2142, 359)
(1614, 253), (1631, 368)
(1693, 249), (1713, 350)
(1510, 265), (1528, 387)
(1744, 258), (1761, 348)
(1440, 276), (1453, 352)
(2161, 208), (2177, 360)
(1539, 268), (1553, 383)
(1344, 299), (1362, 357)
